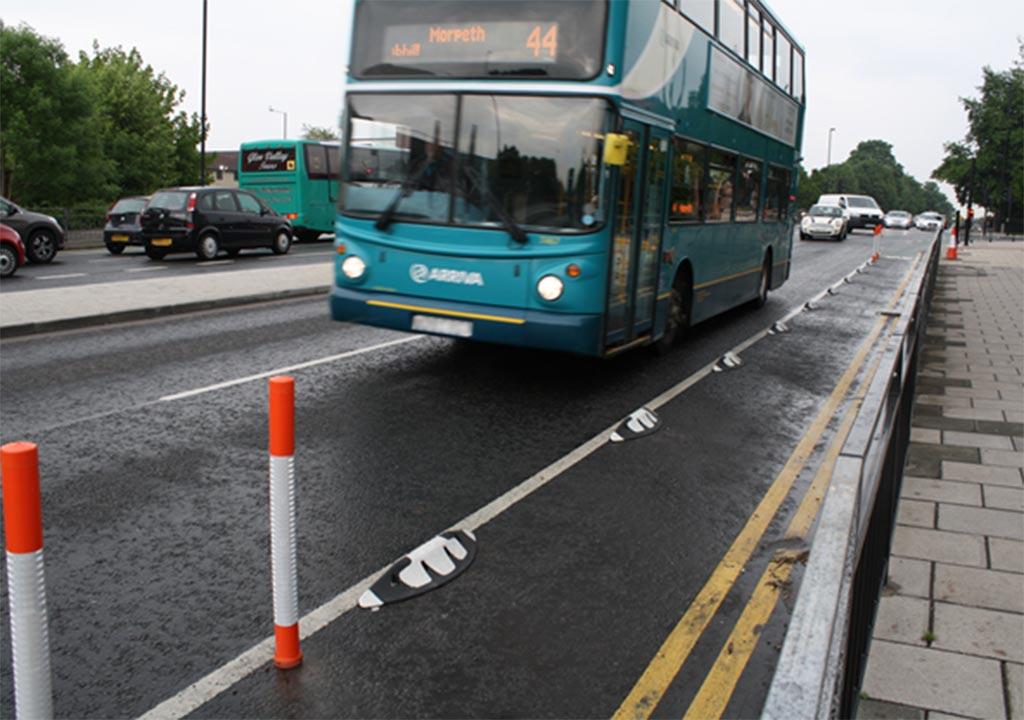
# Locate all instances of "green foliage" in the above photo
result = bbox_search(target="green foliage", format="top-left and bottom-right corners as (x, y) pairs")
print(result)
(0, 23), (112, 204)
(0, 21), (203, 206)
(933, 43), (1023, 231)
(301, 124), (340, 141)
(798, 140), (955, 217)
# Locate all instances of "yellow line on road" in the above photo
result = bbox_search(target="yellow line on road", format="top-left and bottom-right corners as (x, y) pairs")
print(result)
(614, 253), (923, 720)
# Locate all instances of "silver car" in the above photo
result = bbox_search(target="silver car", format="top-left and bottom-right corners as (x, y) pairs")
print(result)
(884, 210), (913, 229)
(914, 212), (945, 231)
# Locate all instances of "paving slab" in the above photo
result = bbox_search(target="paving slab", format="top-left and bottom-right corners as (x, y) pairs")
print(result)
(892, 526), (987, 567)
(932, 603), (1024, 662)
(942, 461), (1022, 487)
(886, 557), (932, 599)
(860, 640), (1005, 719)
(984, 485), (1024, 512)
(937, 504), (1024, 540)
(934, 564), (1024, 613)
(989, 538), (1024, 574)
(873, 596), (931, 646)
(902, 476), (982, 506)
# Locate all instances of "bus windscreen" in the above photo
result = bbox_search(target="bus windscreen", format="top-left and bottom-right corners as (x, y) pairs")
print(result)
(351, 0), (606, 80)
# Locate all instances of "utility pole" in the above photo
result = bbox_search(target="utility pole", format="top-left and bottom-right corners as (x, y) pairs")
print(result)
(199, 0), (208, 186)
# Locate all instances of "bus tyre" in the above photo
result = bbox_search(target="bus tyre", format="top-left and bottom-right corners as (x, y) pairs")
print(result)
(656, 273), (692, 354)
(752, 258), (770, 308)
(272, 231), (291, 255)
(196, 233), (220, 261)
(26, 229), (58, 264)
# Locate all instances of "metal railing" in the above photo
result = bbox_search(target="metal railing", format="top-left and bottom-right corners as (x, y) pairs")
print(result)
(762, 234), (941, 719)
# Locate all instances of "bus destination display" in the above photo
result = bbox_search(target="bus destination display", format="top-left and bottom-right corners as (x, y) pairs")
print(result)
(242, 148), (296, 173)
(383, 22), (558, 65)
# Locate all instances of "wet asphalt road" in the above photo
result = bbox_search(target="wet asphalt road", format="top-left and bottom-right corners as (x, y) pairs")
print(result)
(0, 228), (938, 718)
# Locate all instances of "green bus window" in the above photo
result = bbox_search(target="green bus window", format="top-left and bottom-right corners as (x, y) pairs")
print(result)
(746, 7), (760, 68)
(776, 34), (792, 93)
(793, 50), (805, 102)
(670, 139), (704, 223)
(763, 165), (789, 222)
(706, 149), (736, 223)
(719, 0), (745, 57)
(679, 0), (713, 35)
(736, 159), (761, 222)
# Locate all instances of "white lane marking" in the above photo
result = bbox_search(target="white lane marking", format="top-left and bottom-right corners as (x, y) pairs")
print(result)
(127, 266), (170, 273)
(198, 260), (234, 267)
(35, 273), (87, 280)
(158, 336), (425, 402)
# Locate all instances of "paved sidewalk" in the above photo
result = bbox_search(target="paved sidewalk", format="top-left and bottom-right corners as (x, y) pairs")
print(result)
(0, 260), (333, 337)
(859, 241), (1024, 719)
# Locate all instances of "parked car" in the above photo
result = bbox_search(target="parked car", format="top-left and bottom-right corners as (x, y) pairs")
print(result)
(883, 210), (914, 229)
(914, 211), (945, 231)
(0, 196), (66, 264)
(139, 187), (293, 260)
(800, 204), (849, 241)
(0, 224), (27, 278)
(103, 195), (149, 254)
(817, 193), (884, 231)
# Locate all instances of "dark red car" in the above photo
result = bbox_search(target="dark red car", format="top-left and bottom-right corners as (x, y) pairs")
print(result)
(0, 224), (27, 278)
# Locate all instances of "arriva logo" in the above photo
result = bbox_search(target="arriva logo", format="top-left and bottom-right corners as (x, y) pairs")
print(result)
(409, 264), (484, 286)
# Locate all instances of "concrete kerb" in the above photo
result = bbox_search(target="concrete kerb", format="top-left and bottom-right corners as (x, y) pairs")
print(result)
(0, 286), (330, 339)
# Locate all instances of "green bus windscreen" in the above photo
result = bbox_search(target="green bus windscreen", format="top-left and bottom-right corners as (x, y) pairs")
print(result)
(351, 0), (607, 80)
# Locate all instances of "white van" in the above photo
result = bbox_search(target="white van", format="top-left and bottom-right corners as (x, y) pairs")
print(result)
(817, 194), (884, 230)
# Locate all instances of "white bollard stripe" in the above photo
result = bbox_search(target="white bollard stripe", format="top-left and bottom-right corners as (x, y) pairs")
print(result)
(270, 454), (299, 627)
(7, 550), (54, 720)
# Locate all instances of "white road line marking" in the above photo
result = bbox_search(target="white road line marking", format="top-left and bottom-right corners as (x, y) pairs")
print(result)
(158, 336), (425, 402)
(127, 266), (170, 272)
(35, 273), (87, 280)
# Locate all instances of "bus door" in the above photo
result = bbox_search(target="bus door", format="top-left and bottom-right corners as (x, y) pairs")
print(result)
(605, 121), (669, 347)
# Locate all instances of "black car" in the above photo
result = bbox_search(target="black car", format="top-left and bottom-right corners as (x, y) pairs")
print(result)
(139, 187), (293, 260)
(103, 195), (149, 254)
(0, 196), (67, 264)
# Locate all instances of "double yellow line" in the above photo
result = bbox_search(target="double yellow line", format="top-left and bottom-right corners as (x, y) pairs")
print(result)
(614, 255), (921, 720)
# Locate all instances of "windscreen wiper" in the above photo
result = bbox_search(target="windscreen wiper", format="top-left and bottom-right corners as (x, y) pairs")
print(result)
(375, 160), (431, 231)
(461, 165), (528, 244)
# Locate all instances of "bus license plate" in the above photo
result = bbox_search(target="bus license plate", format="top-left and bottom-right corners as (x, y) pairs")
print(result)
(412, 314), (472, 338)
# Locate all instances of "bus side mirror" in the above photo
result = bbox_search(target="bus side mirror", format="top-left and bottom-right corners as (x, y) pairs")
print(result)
(603, 134), (630, 166)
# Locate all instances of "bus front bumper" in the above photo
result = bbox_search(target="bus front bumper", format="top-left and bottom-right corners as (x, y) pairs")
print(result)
(330, 286), (604, 356)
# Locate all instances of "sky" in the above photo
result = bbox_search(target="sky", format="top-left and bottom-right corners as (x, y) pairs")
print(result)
(3, 0), (1022, 207)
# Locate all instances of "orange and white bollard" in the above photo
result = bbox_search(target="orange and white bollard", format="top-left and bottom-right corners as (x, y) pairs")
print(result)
(947, 226), (958, 260)
(2, 441), (54, 718)
(269, 376), (302, 669)
(871, 223), (882, 262)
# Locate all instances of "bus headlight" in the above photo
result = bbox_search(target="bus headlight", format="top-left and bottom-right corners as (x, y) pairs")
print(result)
(341, 255), (367, 280)
(536, 275), (564, 302)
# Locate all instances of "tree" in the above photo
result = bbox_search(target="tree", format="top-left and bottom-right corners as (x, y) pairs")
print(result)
(0, 22), (112, 204)
(933, 43), (1024, 232)
(78, 43), (202, 194)
(301, 124), (340, 141)
(796, 139), (954, 218)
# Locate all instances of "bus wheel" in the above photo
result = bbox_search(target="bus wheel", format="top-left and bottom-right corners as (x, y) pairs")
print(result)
(656, 271), (692, 353)
(196, 233), (220, 261)
(751, 258), (770, 308)
(272, 230), (292, 255)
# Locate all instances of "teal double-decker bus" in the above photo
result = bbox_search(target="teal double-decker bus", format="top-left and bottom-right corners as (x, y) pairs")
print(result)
(239, 139), (340, 242)
(331, 0), (805, 356)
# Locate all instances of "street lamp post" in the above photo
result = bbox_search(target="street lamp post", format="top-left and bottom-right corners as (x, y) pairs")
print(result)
(826, 127), (836, 192)
(199, 0), (208, 185)
(269, 106), (288, 139)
